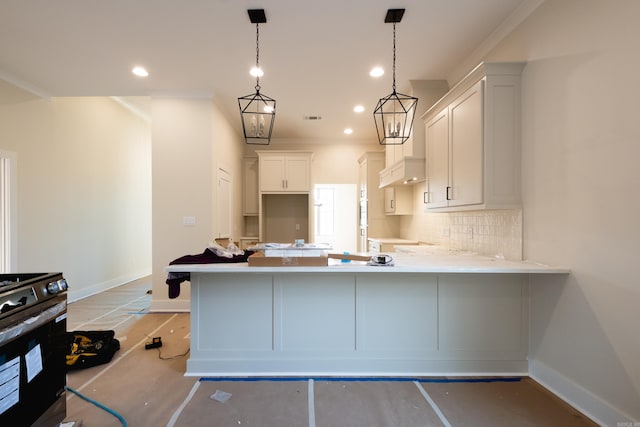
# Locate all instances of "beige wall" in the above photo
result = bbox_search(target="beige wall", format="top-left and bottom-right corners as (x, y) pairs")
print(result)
(0, 87), (151, 300)
(150, 97), (244, 311)
(484, 0), (639, 423)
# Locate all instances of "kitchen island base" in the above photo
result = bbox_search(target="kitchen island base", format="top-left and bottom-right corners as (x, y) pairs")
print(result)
(186, 271), (530, 377)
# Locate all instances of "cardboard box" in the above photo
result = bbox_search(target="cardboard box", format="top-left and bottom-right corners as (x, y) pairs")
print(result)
(248, 252), (328, 267)
(328, 253), (371, 262)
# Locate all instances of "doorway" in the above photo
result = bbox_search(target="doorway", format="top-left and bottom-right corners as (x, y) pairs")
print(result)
(313, 184), (357, 252)
(0, 150), (16, 273)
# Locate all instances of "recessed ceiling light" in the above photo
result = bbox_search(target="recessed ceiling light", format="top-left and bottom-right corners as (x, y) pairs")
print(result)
(132, 66), (149, 77)
(353, 105), (365, 113)
(369, 67), (384, 77)
(250, 66), (264, 77)
(344, 128), (353, 135)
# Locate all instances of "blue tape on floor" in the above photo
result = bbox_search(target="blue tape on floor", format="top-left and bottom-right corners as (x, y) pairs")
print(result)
(199, 376), (522, 383)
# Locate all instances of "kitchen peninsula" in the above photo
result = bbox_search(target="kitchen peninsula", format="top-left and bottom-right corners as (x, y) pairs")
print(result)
(167, 247), (568, 377)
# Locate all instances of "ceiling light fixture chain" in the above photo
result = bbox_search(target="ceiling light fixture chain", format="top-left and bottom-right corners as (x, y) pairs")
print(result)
(392, 22), (396, 93)
(255, 22), (261, 92)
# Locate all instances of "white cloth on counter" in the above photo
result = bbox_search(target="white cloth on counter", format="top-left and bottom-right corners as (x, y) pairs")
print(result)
(207, 240), (244, 258)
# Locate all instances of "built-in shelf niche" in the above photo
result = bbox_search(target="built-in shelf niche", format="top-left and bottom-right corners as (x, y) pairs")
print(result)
(261, 193), (309, 243)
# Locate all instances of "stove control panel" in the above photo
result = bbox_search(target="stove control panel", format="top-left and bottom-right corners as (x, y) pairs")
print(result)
(46, 279), (68, 295)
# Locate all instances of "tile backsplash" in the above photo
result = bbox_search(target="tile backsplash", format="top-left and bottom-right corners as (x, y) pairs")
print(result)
(400, 187), (523, 260)
(449, 209), (523, 260)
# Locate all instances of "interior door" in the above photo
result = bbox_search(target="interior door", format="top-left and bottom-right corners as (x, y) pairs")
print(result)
(216, 168), (231, 239)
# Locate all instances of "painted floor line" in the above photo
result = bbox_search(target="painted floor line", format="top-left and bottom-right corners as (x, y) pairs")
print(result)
(109, 313), (135, 330)
(166, 379), (201, 427)
(69, 293), (150, 330)
(308, 379), (316, 427)
(414, 381), (452, 427)
(67, 313), (180, 399)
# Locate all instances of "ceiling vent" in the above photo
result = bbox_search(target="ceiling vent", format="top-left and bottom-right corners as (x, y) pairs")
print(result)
(303, 115), (322, 121)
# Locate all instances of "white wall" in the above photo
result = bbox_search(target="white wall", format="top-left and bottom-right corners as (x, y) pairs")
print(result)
(0, 86), (151, 300)
(482, 0), (640, 423)
(150, 97), (244, 311)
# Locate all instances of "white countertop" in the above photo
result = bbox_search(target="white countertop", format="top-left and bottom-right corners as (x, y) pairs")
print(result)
(167, 245), (569, 274)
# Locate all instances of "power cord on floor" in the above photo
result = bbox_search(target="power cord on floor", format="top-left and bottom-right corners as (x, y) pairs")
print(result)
(144, 333), (190, 360)
(157, 346), (190, 360)
(65, 385), (128, 427)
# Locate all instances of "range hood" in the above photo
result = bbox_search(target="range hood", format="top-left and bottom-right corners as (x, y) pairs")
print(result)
(378, 157), (425, 188)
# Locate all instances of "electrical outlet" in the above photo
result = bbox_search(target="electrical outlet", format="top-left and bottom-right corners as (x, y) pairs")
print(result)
(295, 223), (300, 231)
(183, 216), (196, 226)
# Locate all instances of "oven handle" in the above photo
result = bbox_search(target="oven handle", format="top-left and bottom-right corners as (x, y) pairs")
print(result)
(0, 299), (66, 347)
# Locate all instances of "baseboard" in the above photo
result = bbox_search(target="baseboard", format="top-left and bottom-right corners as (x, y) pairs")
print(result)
(529, 359), (636, 426)
(67, 270), (151, 303)
(149, 298), (190, 313)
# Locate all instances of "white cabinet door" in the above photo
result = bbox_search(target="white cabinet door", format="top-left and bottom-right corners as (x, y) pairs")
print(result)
(425, 81), (483, 209)
(384, 187), (395, 213)
(384, 186), (413, 215)
(243, 158), (259, 215)
(425, 108), (449, 208)
(450, 81), (483, 207)
(259, 154), (310, 192)
(358, 158), (367, 201)
(216, 168), (231, 238)
(284, 156), (310, 191)
(259, 156), (286, 191)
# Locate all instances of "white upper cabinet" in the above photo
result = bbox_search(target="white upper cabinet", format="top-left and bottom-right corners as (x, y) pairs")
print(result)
(257, 151), (313, 192)
(384, 186), (413, 215)
(425, 108), (450, 208)
(422, 62), (525, 211)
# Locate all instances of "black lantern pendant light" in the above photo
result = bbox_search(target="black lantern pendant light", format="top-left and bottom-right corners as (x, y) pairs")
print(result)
(238, 9), (276, 145)
(373, 9), (418, 145)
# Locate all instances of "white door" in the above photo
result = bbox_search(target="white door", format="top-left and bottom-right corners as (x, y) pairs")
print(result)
(0, 150), (16, 273)
(313, 184), (357, 252)
(216, 168), (232, 239)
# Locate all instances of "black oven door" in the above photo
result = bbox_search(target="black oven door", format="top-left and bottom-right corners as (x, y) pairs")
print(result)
(0, 296), (67, 426)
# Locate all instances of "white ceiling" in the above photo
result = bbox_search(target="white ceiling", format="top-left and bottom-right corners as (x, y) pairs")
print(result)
(0, 0), (541, 142)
